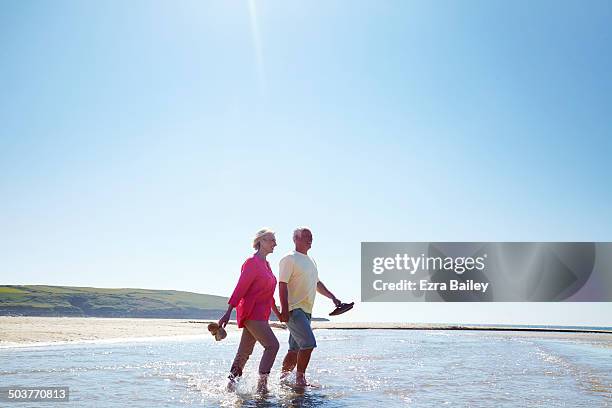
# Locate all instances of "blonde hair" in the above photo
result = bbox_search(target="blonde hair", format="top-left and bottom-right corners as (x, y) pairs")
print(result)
(253, 228), (275, 250)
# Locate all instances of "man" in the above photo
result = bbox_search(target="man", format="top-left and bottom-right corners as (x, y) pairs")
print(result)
(278, 227), (342, 386)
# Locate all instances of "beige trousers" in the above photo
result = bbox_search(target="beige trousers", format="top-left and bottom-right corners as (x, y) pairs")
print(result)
(229, 320), (279, 378)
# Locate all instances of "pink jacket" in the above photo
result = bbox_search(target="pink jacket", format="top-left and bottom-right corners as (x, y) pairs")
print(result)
(228, 255), (277, 328)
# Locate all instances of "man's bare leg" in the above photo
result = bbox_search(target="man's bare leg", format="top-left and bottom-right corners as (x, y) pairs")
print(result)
(280, 350), (298, 380)
(295, 348), (313, 386)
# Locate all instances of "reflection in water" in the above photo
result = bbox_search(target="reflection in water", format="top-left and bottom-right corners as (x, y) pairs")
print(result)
(236, 386), (333, 408)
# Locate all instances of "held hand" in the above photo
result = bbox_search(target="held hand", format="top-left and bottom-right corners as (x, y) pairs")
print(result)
(280, 310), (289, 323)
(273, 306), (282, 321)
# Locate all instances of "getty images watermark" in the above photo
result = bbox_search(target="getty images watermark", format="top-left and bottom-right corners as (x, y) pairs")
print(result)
(361, 242), (612, 302)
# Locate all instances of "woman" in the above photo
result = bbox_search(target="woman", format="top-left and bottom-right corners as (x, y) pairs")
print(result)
(218, 228), (281, 393)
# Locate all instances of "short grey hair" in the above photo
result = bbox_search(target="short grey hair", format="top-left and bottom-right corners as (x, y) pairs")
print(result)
(293, 227), (311, 241)
(253, 228), (275, 250)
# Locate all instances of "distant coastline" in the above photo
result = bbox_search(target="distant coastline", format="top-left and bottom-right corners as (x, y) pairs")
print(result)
(308, 322), (612, 334)
(0, 285), (232, 319)
(1, 317), (611, 348)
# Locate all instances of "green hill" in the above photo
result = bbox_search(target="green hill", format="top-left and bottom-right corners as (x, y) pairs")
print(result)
(0, 285), (233, 319)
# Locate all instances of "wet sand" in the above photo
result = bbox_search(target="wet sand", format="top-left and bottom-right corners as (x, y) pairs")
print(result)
(1, 317), (610, 347)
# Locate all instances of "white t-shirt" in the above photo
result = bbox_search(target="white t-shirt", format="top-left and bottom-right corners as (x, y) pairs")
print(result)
(279, 251), (320, 314)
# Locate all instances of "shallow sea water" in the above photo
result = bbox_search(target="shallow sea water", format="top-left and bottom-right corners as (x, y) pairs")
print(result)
(1, 329), (611, 407)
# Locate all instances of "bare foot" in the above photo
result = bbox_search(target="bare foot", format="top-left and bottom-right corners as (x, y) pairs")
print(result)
(295, 372), (308, 387)
(256, 374), (269, 394)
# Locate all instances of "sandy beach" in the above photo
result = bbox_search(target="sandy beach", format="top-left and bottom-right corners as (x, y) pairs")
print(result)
(1, 316), (611, 347)
(0, 317), (225, 346)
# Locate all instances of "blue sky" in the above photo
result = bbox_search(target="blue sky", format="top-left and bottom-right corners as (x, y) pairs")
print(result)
(1, 1), (611, 325)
